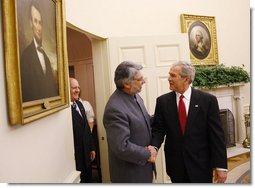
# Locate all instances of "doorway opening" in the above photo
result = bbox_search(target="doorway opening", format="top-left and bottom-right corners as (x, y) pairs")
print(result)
(66, 26), (102, 183)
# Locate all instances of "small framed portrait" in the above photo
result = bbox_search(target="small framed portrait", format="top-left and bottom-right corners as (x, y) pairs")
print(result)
(2, 0), (69, 125)
(180, 14), (219, 65)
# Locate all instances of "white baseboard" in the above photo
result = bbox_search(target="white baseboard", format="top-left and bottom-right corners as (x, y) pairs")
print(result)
(63, 170), (81, 183)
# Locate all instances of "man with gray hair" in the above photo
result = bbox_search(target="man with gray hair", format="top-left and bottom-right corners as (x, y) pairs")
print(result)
(103, 61), (156, 183)
(151, 61), (227, 183)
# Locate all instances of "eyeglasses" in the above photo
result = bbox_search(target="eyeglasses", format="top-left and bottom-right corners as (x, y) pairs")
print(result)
(133, 77), (145, 82)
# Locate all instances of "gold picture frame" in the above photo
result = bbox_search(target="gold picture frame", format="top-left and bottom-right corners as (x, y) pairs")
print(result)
(180, 14), (219, 65)
(2, 0), (69, 125)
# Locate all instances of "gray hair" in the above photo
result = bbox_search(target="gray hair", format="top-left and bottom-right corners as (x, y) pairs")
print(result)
(114, 61), (143, 89)
(196, 30), (203, 38)
(172, 61), (196, 83)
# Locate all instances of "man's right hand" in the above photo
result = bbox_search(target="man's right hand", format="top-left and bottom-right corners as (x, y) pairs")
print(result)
(146, 145), (158, 163)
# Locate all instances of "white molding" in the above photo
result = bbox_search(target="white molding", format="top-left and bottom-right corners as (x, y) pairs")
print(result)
(63, 170), (81, 183)
(200, 84), (246, 143)
(227, 143), (250, 158)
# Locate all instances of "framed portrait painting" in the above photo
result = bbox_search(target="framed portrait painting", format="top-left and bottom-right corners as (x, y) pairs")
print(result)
(2, 0), (69, 125)
(180, 14), (219, 65)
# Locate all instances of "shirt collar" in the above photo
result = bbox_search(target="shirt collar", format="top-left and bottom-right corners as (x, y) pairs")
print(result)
(33, 38), (43, 50)
(176, 86), (192, 100)
(71, 100), (77, 106)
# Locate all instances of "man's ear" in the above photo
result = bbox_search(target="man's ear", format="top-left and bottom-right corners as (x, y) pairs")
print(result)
(186, 76), (191, 83)
(184, 76), (190, 84)
(123, 83), (131, 89)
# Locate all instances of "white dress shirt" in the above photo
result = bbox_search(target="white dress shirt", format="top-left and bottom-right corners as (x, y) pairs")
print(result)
(34, 38), (46, 74)
(176, 86), (192, 116)
(79, 99), (95, 123)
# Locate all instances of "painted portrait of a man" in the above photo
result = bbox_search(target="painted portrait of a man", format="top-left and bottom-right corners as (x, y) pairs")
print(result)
(17, 0), (59, 102)
(189, 21), (211, 60)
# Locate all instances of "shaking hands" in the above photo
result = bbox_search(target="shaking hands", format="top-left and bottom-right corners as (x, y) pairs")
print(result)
(146, 145), (158, 163)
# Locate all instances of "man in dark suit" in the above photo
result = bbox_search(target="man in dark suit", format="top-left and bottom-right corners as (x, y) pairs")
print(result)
(103, 61), (157, 183)
(151, 61), (227, 183)
(69, 77), (96, 183)
(20, 0), (58, 102)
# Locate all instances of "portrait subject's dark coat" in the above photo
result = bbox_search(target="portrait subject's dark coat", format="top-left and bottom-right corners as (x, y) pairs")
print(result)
(20, 40), (58, 102)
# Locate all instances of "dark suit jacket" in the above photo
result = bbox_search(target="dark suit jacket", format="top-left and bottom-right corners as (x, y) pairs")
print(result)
(151, 88), (227, 183)
(71, 100), (95, 171)
(20, 40), (58, 102)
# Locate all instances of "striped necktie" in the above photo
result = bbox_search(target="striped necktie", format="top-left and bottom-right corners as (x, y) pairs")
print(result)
(72, 102), (82, 118)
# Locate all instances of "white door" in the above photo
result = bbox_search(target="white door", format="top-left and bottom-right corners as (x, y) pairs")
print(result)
(93, 34), (190, 183)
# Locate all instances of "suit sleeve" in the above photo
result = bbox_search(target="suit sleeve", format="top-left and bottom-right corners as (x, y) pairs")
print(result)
(151, 97), (167, 149)
(207, 95), (228, 169)
(103, 107), (151, 166)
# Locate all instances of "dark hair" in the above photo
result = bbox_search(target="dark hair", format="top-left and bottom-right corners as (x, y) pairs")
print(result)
(29, 0), (42, 21)
(114, 61), (143, 89)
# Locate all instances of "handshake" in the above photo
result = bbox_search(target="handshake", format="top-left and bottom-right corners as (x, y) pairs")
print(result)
(146, 145), (158, 163)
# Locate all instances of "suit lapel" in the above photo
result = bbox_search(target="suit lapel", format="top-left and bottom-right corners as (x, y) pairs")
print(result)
(72, 100), (87, 125)
(71, 108), (83, 127)
(31, 42), (45, 77)
(186, 88), (200, 133)
(76, 100), (90, 123)
(167, 92), (183, 135)
(136, 96), (151, 137)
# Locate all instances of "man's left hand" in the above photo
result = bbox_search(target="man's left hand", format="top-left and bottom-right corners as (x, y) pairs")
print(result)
(214, 170), (227, 183)
(90, 151), (96, 161)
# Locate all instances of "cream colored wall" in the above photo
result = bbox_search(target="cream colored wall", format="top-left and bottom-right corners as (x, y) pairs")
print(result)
(66, 0), (250, 182)
(0, 2), (76, 183)
(66, 0), (250, 107)
(0, 0), (250, 183)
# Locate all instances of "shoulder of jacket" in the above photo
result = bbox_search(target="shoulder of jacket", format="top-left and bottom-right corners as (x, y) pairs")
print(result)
(192, 88), (216, 99)
(158, 91), (174, 99)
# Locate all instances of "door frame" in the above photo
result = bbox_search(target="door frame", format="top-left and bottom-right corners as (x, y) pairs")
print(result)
(66, 23), (111, 182)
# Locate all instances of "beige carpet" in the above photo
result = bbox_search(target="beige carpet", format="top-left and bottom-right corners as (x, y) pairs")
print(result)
(225, 152), (250, 183)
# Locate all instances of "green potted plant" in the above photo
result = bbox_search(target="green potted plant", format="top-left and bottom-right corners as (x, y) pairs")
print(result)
(193, 64), (250, 89)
